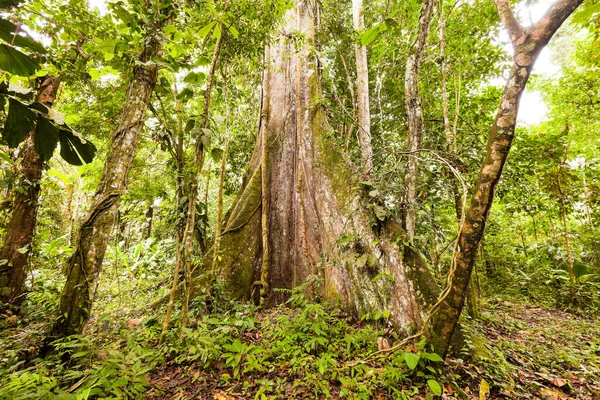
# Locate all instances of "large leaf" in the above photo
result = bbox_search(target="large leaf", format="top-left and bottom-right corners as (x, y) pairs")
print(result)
(0, 18), (46, 53)
(0, 43), (39, 76)
(2, 97), (35, 147)
(404, 352), (420, 370)
(58, 128), (97, 165)
(574, 264), (588, 279)
(427, 380), (442, 396)
(359, 25), (381, 46)
(34, 115), (59, 161)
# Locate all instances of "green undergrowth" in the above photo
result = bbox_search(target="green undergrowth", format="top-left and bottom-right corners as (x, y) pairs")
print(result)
(0, 285), (446, 400)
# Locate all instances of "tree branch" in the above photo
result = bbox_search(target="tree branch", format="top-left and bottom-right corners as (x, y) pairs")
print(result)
(493, 0), (524, 45)
(530, 0), (583, 46)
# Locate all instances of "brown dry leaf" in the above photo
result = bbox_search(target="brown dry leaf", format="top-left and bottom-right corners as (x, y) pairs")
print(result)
(552, 377), (566, 388)
(127, 318), (143, 329)
(540, 387), (570, 399)
(214, 390), (235, 400)
(377, 337), (390, 351)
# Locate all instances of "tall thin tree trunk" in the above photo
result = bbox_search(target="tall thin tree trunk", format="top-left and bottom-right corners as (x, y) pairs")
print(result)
(427, 0), (582, 357)
(557, 131), (576, 299)
(352, 0), (372, 175)
(404, 0), (435, 240)
(438, 1), (464, 226)
(0, 77), (59, 306)
(48, 21), (164, 339)
(212, 71), (231, 273)
(176, 27), (223, 330)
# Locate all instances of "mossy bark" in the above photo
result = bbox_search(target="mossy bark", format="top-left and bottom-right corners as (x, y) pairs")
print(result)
(48, 27), (163, 339)
(214, 1), (440, 332)
(0, 77), (59, 306)
(427, 0), (583, 357)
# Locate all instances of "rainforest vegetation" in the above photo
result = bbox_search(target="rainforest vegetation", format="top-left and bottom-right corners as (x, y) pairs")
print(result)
(0, 0), (599, 398)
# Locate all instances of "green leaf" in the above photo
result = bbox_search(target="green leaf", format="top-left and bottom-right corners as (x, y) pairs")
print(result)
(373, 204), (386, 221)
(574, 264), (588, 279)
(34, 115), (60, 161)
(163, 25), (177, 35)
(184, 119), (195, 133)
(198, 21), (217, 39)
(359, 25), (380, 46)
(227, 24), (239, 39)
(404, 352), (420, 370)
(0, 43), (40, 76)
(427, 380), (442, 396)
(3, 97), (36, 147)
(212, 23), (221, 39)
(16, 244), (28, 254)
(421, 352), (444, 362)
(211, 147), (223, 163)
(110, 378), (129, 388)
(89, 67), (100, 80)
(58, 128), (97, 165)
(98, 38), (117, 61)
(176, 87), (194, 102)
(0, 18), (46, 53)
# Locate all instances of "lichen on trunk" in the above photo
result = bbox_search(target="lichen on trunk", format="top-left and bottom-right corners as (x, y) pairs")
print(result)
(48, 23), (164, 339)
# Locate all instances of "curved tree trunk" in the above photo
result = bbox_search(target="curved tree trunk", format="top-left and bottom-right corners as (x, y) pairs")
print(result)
(48, 26), (164, 339)
(428, 0), (583, 357)
(0, 77), (59, 306)
(214, 1), (441, 332)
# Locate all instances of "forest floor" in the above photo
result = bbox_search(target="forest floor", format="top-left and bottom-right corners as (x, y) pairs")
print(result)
(147, 299), (600, 400)
(1, 295), (599, 399)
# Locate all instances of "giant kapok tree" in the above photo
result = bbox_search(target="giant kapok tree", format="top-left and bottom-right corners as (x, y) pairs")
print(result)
(214, 0), (443, 340)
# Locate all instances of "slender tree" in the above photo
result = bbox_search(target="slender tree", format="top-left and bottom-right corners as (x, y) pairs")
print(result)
(428, 0), (583, 357)
(352, 0), (373, 175)
(0, 76), (59, 306)
(404, 0), (435, 240)
(48, 8), (167, 338)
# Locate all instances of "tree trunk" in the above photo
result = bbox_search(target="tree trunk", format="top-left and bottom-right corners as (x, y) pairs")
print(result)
(178, 28), (223, 329)
(212, 70), (231, 273)
(427, 0), (582, 357)
(0, 77), (59, 306)
(143, 202), (154, 240)
(48, 26), (163, 339)
(214, 1), (441, 332)
(352, 0), (372, 176)
(404, 0), (434, 240)
(557, 132), (576, 299)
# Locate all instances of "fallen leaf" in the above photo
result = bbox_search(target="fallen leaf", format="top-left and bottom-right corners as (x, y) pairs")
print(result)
(127, 318), (143, 329)
(479, 379), (490, 400)
(552, 377), (566, 387)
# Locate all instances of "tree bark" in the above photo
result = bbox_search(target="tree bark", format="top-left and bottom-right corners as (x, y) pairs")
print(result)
(404, 0), (435, 241)
(352, 0), (373, 175)
(212, 70), (231, 273)
(557, 131), (576, 299)
(178, 28), (223, 330)
(214, 1), (441, 332)
(48, 25), (164, 338)
(0, 77), (59, 306)
(427, 0), (583, 357)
